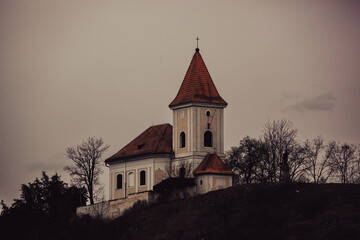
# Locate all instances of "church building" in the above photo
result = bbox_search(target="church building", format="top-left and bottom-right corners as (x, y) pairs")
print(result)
(104, 46), (233, 201)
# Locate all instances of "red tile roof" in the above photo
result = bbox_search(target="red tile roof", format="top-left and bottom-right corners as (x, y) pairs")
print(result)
(194, 153), (233, 175)
(169, 49), (227, 108)
(105, 123), (173, 164)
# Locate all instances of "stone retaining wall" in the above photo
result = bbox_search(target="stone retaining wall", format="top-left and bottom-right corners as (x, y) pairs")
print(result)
(76, 191), (156, 219)
(76, 201), (110, 219)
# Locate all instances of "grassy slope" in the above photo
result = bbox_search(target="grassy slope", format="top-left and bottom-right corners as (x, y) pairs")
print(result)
(9, 183), (360, 240)
(111, 183), (360, 240)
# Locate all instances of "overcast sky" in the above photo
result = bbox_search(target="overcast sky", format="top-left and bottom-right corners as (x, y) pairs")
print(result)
(1, 0), (360, 206)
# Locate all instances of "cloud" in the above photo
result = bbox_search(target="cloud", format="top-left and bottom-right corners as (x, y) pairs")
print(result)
(280, 91), (301, 104)
(285, 93), (336, 112)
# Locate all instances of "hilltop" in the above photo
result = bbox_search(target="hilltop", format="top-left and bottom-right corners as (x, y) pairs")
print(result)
(2, 183), (360, 240)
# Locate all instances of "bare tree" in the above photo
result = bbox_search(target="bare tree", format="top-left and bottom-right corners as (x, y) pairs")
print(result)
(64, 137), (109, 204)
(262, 119), (299, 182)
(356, 146), (360, 183)
(225, 136), (266, 184)
(166, 161), (192, 178)
(356, 145), (360, 183)
(328, 142), (358, 183)
(287, 144), (307, 182)
(302, 137), (335, 183)
(225, 120), (308, 184)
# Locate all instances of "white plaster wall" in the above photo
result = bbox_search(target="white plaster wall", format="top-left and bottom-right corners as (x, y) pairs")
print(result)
(172, 103), (226, 159)
(108, 156), (171, 200)
(171, 103), (226, 177)
(195, 174), (232, 194)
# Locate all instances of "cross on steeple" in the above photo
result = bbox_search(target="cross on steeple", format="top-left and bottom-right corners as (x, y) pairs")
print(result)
(196, 36), (200, 52)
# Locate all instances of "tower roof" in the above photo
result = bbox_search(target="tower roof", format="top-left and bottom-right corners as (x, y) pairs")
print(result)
(169, 49), (227, 108)
(194, 153), (233, 175)
(105, 123), (173, 164)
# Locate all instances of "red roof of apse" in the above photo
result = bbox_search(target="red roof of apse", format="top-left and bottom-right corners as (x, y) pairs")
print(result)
(169, 49), (227, 108)
(194, 153), (233, 175)
(105, 124), (173, 164)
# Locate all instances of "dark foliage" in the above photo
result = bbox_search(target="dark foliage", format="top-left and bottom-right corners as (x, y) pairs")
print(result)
(153, 177), (195, 193)
(0, 172), (86, 239)
(153, 177), (195, 203)
(2, 183), (359, 240)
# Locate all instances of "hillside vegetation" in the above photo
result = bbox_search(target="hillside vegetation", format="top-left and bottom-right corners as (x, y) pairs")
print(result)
(2, 183), (360, 240)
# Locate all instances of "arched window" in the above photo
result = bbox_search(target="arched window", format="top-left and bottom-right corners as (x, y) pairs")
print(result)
(116, 174), (123, 189)
(180, 131), (186, 148)
(204, 130), (213, 147)
(140, 170), (146, 186)
(128, 172), (134, 188)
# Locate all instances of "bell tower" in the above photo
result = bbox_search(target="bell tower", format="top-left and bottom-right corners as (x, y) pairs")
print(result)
(169, 47), (227, 171)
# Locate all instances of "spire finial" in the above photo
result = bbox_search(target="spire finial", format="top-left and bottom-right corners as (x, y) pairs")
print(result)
(196, 36), (200, 52)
